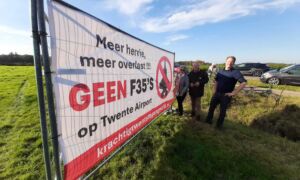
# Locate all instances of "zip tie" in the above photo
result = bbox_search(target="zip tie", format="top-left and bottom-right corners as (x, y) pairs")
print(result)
(39, 30), (48, 36)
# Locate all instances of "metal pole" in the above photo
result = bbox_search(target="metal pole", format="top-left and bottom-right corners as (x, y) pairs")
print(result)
(37, 0), (62, 179)
(168, 52), (176, 114)
(31, 0), (52, 179)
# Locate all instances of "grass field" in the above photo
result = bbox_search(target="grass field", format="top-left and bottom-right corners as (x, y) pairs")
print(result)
(0, 66), (46, 179)
(0, 66), (300, 179)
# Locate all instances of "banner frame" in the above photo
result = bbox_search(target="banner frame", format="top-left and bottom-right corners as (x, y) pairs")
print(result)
(37, 0), (62, 179)
(31, 0), (52, 179)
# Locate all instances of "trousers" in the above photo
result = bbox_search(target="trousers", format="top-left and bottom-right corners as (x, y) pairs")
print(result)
(176, 93), (187, 115)
(206, 92), (232, 127)
(191, 96), (201, 117)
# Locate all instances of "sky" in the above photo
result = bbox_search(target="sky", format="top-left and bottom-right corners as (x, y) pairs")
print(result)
(0, 0), (300, 63)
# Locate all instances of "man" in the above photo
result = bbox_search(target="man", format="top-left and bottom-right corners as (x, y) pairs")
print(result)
(188, 62), (209, 120)
(205, 56), (247, 129)
(175, 66), (189, 116)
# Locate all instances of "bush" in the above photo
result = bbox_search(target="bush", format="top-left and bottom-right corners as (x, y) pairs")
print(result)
(267, 63), (290, 70)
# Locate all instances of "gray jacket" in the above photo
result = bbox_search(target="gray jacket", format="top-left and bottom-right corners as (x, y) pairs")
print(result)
(177, 74), (189, 96)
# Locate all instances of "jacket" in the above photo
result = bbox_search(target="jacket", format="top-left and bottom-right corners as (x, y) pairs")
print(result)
(188, 70), (209, 97)
(175, 73), (189, 96)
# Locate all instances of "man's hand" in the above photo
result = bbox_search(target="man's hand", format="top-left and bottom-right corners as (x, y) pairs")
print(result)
(225, 92), (236, 97)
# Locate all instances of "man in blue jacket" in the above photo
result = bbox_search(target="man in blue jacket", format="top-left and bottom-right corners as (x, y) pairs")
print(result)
(206, 56), (247, 129)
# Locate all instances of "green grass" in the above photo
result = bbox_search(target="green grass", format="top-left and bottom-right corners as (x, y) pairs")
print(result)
(0, 66), (47, 179)
(1, 66), (300, 179)
(246, 78), (300, 92)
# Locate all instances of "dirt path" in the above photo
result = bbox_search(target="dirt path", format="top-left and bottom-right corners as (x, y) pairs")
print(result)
(270, 89), (300, 97)
(244, 76), (300, 97)
(244, 76), (259, 80)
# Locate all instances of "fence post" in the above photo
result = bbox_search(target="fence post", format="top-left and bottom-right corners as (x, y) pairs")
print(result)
(37, 0), (62, 179)
(31, 0), (52, 179)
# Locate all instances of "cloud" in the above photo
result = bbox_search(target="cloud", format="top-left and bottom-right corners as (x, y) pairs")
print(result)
(164, 34), (189, 45)
(141, 0), (300, 33)
(0, 25), (30, 37)
(103, 0), (154, 15)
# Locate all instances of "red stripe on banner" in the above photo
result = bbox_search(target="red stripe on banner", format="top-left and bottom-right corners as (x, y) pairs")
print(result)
(64, 99), (174, 180)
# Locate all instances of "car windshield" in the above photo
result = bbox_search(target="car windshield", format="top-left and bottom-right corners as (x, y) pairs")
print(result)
(279, 65), (295, 72)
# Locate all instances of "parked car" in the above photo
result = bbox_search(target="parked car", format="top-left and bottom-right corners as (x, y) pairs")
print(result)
(234, 63), (270, 76)
(260, 64), (300, 85)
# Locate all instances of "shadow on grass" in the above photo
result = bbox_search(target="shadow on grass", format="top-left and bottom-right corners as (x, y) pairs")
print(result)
(151, 117), (278, 180)
(251, 104), (300, 141)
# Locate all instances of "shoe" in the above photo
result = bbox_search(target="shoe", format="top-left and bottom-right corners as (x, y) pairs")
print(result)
(205, 120), (213, 124)
(215, 125), (224, 131)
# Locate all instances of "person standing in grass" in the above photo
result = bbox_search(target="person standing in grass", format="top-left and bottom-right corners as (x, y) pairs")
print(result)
(188, 62), (209, 120)
(175, 66), (189, 116)
(205, 56), (247, 129)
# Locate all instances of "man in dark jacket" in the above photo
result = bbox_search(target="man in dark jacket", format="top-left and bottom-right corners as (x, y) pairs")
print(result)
(188, 62), (209, 120)
(205, 56), (247, 129)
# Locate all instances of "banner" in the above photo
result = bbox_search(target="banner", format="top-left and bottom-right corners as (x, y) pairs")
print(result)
(48, 1), (175, 179)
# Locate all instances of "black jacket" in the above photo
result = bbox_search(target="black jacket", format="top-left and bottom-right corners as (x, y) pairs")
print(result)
(188, 70), (209, 97)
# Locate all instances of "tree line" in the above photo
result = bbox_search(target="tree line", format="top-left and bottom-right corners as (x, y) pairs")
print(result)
(0, 53), (34, 66)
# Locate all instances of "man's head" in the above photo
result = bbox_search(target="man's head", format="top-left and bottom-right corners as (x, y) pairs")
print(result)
(225, 56), (236, 70)
(192, 62), (200, 71)
(180, 65), (187, 74)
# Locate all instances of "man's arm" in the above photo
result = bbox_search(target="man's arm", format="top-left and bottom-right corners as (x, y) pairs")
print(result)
(202, 71), (209, 84)
(180, 76), (189, 96)
(225, 82), (246, 97)
(213, 81), (218, 94)
(226, 70), (247, 97)
(188, 72), (194, 87)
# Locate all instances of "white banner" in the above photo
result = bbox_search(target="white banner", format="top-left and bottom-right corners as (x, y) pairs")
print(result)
(48, 0), (175, 179)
